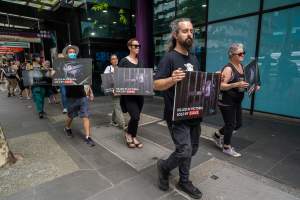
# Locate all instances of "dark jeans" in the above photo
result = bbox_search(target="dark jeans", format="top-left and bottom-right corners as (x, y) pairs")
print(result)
(124, 96), (144, 137)
(161, 122), (200, 183)
(219, 103), (242, 145)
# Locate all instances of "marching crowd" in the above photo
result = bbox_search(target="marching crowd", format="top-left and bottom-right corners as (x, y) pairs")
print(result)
(0, 18), (261, 199)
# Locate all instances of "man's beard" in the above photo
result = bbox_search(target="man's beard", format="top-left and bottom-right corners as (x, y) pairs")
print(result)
(180, 37), (193, 50)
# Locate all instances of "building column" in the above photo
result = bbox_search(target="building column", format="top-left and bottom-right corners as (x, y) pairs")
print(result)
(136, 0), (153, 68)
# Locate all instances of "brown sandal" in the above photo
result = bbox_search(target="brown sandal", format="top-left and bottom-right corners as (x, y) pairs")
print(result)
(125, 134), (135, 148)
(133, 138), (143, 148)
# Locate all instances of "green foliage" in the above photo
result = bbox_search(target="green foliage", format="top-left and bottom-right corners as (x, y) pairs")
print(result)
(119, 9), (127, 25)
(91, 1), (109, 12)
(91, 2), (128, 25)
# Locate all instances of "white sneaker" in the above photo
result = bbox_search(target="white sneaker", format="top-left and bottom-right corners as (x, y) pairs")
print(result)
(63, 108), (68, 114)
(223, 147), (241, 157)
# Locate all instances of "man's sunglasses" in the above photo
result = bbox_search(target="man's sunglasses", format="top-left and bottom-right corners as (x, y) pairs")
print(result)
(131, 44), (141, 49)
(233, 51), (246, 57)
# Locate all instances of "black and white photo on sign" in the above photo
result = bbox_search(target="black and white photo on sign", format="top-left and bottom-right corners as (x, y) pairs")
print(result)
(101, 73), (114, 95)
(22, 69), (52, 86)
(244, 59), (260, 96)
(173, 71), (221, 121)
(113, 68), (154, 96)
(52, 58), (92, 86)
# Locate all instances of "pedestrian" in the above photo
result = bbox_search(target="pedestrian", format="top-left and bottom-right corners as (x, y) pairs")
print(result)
(154, 18), (202, 199)
(213, 43), (260, 157)
(104, 54), (126, 130)
(17, 62), (31, 99)
(119, 38), (144, 149)
(62, 45), (95, 147)
(31, 57), (51, 119)
(5, 61), (19, 97)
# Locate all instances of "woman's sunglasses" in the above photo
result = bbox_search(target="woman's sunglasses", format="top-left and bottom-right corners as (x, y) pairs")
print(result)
(233, 51), (246, 57)
(131, 44), (141, 49)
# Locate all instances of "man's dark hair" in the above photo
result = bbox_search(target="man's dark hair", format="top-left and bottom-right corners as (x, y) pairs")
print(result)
(167, 18), (192, 52)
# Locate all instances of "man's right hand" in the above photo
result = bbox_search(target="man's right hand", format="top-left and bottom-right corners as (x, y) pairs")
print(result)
(171, 68), (186, 83)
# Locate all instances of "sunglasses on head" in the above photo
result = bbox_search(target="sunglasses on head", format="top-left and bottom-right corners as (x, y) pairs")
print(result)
(131, 44), (141, 49)
(233, 51), (246, 57)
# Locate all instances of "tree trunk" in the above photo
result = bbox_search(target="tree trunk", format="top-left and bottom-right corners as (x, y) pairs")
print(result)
(0, 126), (17, 168)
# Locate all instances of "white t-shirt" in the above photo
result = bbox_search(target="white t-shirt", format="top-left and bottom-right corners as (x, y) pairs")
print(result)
(104, 65), (117, 74)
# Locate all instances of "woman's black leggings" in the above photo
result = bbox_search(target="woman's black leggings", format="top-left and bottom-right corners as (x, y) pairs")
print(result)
(124, 96), (144, 137)
(219, 102), (242, 145)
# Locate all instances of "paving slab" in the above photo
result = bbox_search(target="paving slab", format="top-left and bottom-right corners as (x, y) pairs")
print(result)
(184, 158), (300, 200)
(0, 132), (79, 197)
(35, 170), (112, 200)
(91, 126), (172, 171)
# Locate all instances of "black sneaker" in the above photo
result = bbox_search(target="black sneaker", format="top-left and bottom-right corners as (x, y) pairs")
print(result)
(176, 181), (202, 199)
(157, 159), (170, 191)
(85, 137), (95, 147)
(8, 93), (11, 97)
(64, 127), (73, 137)
(39, 112), (44, 119)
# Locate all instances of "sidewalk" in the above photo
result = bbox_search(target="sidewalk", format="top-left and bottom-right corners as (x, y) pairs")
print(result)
(0, 91), (299, 200)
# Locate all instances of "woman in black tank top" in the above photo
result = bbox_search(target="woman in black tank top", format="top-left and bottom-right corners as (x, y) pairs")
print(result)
(213, 43), (249, 157)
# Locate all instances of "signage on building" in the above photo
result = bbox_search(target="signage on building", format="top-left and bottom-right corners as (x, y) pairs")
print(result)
(0, 41), (30, 48)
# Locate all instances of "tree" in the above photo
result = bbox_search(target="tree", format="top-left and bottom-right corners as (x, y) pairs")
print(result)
(0, 125), (17, 168)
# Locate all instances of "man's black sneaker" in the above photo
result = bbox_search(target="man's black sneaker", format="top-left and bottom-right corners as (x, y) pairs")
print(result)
(39, 112), (44, 119)
(8, 93), (11, 97)
(64, 127), (73, 137)
(157, 159), (170, 191)
(85, 137), (95, 147)
(176, 181), (202, 199)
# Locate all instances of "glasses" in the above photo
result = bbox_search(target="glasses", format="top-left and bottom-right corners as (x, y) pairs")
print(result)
(233, 51), (246, 57)
(131, 44), (141, 49)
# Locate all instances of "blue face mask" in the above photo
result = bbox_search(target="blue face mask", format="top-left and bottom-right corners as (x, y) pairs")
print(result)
(68, 53), (77, 59)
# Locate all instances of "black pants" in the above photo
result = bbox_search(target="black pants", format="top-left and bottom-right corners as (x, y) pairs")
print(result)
(219, 102), (242, 145)
(124, 96), (144, 137)
(161, 122), (200, 183)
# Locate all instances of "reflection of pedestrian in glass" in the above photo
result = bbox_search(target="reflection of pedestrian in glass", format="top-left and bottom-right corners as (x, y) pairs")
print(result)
(213, 43), (259, 157)
(277, 53), (298, 94)
(119, 38), (144, 149)
(104, 54), (126, 130)
(154, 18), (202, 199)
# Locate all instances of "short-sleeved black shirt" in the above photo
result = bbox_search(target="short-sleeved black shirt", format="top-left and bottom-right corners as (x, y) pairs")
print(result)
(154, 50), (202, 126)
(66, 85), (86, 98)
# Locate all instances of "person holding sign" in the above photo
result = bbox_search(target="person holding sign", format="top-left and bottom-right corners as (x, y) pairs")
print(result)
(62, 45), (96, 147)
(31, 57), (52, 119)
(119, 38), (144, 149)
(104, 54), (126, 130)
(213, 43), (260, 157)
(154, 18), (202, 199)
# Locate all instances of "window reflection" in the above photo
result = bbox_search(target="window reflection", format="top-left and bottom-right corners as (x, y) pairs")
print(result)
(256, 7), (300, 117)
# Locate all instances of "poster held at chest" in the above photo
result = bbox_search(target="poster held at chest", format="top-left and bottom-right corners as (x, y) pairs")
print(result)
(22, 69), (52, 86)
(101, 73), (114, 95)
(244, 60), (260, 96)
(172, 72), (221, 121)
(52, 58), (92, 86)
(114, 68), (154, 96)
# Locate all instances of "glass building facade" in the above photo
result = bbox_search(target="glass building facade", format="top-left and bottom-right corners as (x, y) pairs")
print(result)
(153, 0), (300, 118)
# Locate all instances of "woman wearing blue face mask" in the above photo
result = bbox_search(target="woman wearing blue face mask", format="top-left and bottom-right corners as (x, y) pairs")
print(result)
(62, 45), (96, 147)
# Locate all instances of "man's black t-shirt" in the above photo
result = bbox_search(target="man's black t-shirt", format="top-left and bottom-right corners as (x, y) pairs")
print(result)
(154, 50), (202, 126)
(66, 85), (86, 98)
